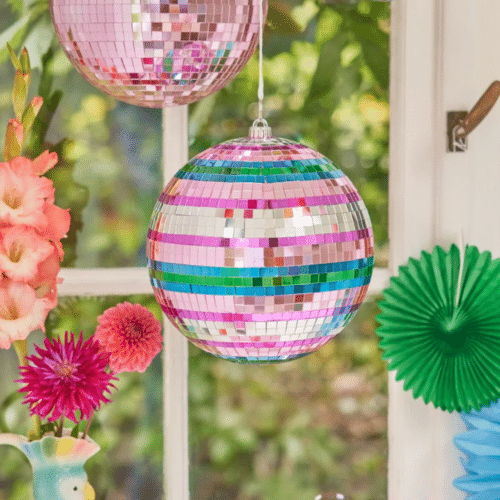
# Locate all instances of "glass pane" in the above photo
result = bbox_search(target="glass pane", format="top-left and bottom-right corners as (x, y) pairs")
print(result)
(0, 295), (163, 500)
(187, 0), (389, 497)
(188, 299), (387, 500)
(0, 9), (163, 268)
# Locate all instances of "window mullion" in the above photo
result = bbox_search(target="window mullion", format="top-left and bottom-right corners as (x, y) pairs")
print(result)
(162, 106), (190, 500)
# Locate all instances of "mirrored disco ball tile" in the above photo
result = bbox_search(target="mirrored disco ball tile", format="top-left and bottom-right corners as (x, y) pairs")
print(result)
(148, 135), (374, 363)
(50, 0), (267, 107)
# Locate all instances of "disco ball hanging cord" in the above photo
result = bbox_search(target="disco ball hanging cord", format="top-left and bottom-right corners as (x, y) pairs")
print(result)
(251, 0), (272, 139)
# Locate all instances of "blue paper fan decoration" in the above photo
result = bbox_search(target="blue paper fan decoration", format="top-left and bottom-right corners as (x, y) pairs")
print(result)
(454, 400), (500, 499)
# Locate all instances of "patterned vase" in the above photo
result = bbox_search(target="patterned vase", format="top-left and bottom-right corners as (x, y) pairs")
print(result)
(0, 432), (99, 500)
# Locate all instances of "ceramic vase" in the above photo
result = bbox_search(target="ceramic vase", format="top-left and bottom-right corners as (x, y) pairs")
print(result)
(0, 431), (99, 500)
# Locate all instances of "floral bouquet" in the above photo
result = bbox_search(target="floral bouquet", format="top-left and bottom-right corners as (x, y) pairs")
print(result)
(0, 48), (163, 500)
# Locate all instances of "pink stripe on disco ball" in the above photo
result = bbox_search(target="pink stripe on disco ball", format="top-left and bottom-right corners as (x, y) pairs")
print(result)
(160, 303), (362, 322)
(148, 240), (374, 265)
(159, 192), (361, 209)
(160, 180), (357, 200)
(148, 228), (373, 247)
(155, 287), (370, 314)
(160, 178), (359, 201)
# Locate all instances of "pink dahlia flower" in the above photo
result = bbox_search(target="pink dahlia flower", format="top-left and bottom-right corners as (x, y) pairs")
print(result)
(0, 167), (53, 227)
(17, 332), (117, 423)
(0, 226), (54, 281)
(94, 302), (162, 373)
(0, 281), (53, 349)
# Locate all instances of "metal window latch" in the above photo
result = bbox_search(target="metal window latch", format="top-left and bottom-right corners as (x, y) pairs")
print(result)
(447, 81), (500, 152)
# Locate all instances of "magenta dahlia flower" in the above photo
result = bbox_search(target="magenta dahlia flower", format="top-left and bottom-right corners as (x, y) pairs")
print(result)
(17, 332), (117, 423)
(94, 302), (162, 373)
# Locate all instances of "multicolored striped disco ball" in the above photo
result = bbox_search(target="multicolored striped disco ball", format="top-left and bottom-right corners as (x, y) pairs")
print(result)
(147, 124), (374, 363)
(49, 0), (266, 108)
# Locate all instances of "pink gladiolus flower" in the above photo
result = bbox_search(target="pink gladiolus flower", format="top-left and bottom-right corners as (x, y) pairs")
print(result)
(0, 281), (53, 349)
(6, 152), (58, 177)
(0, 226), (54, 281)
(0, 167), (53, 227)
(2, 157), (32, 177)
(39, 204), (70, 259)
(29, 250), (60, 303)
(17, 332), (117, 423)
(94, 302), (162, 373)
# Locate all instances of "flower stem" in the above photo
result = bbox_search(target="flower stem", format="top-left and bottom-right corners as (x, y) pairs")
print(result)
(13, 340), (27, 366)
(82, 413), (93, 440)
(13, 340), (42, 441)
(56, 416), (64, 437)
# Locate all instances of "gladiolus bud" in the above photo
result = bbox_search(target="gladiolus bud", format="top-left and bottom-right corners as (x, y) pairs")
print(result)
(32, 150), (58, 176)
(4, 119), (24, 161)
(30, 96), (43, 115)
(12, 70), (29, 120)
(19, 47), (31, 75)
(22, 96), (44, 133)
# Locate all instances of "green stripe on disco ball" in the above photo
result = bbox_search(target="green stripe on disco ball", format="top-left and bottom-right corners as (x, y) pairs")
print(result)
(377, 244), (500, 413)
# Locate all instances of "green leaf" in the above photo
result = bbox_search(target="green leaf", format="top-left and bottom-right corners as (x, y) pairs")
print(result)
(350, 18), (389, 53)
(22, 16), (54, 70)
(29, 90), (62, 156)
(370, 2), (390, 20)
(307, 30), (349, 102)
(39, 422), (56, 436)
(44, 140), (89, 267)
(0, 14), (31, 66)
(70, 422), (80, 438)
(7, 0), (24, 15)
(349, 16), (389, 89)
(266, 3), (303, 34)
(360, 39), (389, 88)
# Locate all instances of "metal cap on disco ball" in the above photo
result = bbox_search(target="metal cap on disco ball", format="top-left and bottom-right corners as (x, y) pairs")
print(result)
(147, 120), (374, 363)
(49, 0), (267, 108)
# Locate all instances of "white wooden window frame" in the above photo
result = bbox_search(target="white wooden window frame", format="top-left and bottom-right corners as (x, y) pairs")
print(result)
(57, 109), (391, 499)
(390, 0), (500, 498)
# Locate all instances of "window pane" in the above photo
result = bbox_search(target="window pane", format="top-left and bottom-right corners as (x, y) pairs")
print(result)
(188, 299), (387, 500)
(186, 1), (389, 497)
(0, 295), (163, 500)
(54, 94), (163, 268)
(0, 7), (163, 269)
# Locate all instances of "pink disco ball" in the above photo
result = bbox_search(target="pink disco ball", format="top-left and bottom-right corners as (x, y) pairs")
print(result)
(147, 122), (374, 363)
(49, 0), (267, 108)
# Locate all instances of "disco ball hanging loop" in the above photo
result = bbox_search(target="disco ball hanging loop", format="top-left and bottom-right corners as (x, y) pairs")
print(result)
(147, 121), (374, 363)
(49, 0), (267, 108)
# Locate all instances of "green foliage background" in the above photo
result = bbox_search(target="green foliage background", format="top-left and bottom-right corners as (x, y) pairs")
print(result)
(0, 0), (389, 499)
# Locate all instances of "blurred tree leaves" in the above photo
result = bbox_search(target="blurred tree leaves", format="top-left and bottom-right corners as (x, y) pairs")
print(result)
(0, 0), (52, 69)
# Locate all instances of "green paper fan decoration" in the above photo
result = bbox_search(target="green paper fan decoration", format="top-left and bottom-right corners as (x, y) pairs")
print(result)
(377, 244), (500, 413)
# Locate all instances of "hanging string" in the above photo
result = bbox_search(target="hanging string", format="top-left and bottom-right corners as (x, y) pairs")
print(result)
(249, 0), (271, 139)
(258, 0), (264, 120)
